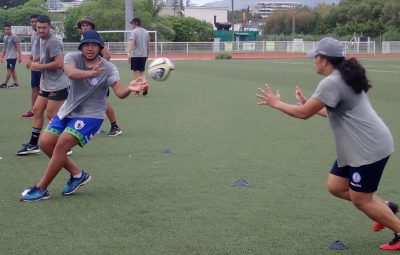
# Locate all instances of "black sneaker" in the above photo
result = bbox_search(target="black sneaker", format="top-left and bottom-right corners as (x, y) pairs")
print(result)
(105, 127), (123, 137)
(16, 143), (40, 155)
(142, 85), (148, 96)
(8, 83), (20, 88)
(0, 83), (7, 88)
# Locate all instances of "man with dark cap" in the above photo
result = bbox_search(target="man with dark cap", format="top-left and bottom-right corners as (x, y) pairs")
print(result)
(127, 17), (150, 95)
(20, 30), (147, 202)
(76, 17), (123, 136)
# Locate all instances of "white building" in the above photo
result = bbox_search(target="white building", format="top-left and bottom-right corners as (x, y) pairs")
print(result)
(160, 6), (228, 30)
(251, 1), (302, 18)
(46, 0), (85, 12)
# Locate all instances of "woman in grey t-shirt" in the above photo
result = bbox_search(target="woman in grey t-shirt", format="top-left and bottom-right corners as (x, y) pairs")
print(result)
(256, 37), (400, 250)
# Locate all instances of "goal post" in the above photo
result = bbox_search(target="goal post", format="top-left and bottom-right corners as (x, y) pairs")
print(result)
(97, 30), (158, 59)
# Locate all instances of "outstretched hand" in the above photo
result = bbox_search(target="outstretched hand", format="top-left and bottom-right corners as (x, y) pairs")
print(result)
(128, 78), (148, 96)
(295, 85), (307, 105)
(256, 84), (281, 108)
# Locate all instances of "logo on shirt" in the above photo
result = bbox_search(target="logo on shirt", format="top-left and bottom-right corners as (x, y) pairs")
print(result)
(74, 120), (85, 130)
(90, 77), (99, 86)
(352, 172), (362, 183)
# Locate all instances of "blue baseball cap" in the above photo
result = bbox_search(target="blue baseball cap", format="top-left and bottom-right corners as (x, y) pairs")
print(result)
(307, 37), (345, 58)
(78, 30), (104, 50)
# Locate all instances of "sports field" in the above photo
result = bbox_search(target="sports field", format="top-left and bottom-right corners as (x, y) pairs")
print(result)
(1, 58), (399, 254)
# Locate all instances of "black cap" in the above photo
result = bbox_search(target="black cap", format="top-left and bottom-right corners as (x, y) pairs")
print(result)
(129, 17), (141, 25)
(78, 30), (104, 50)
(76, 17), (95, 29)
(37, 15), (51, 24)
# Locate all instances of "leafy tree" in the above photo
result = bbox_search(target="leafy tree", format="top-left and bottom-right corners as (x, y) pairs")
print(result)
(165, 16), (213, 42)
(294, 9), (317, 34)
(134, 0), (176, 41)
(0, 0), (47, 27)
(64, 0), (125, 42)
(380, 0), (400, 28)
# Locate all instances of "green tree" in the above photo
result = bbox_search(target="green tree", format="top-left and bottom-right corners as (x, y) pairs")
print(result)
(294, 9), (317, 34)
(64, 0), (125, 42)
(134, 0), (175, 41)
(380, 0), (400, 28)
(165, 16), (213, 42)
(0, 0), (47, 28)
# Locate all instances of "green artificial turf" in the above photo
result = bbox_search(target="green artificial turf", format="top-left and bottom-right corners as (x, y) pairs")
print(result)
(0, 58), (399, 254)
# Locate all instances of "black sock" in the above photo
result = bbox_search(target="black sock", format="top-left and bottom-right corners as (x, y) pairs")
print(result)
(29, 128), (42, 145)
(388, 201), (399, 214)
(111, 122), (119, 129)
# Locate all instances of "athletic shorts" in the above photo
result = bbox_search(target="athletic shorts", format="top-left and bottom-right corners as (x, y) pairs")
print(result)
(130, 57), (147, 72)
(6, 59), (17, 70)
(45, 115), (104, 147)
(330, 156), (390, 193)
(39, 88), (69, 101)
(31, 70), (41, 88)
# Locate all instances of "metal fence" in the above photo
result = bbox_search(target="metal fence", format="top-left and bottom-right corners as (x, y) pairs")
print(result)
(3, 41), (400, 56)
(382, 41), (400, 54)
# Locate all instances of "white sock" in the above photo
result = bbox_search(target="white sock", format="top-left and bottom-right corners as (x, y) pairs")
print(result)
(73, 171), (82, 179)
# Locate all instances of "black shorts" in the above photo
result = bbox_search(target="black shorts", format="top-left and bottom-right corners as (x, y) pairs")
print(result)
(330, 156), (390, 193)
(39, 88), (69, 101)
(6, 59), (17, 70)
(130, 57), (147, 72)
(31, 71), (41, 88)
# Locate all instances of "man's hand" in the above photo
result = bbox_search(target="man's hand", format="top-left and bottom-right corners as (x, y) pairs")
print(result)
(30, 61), (41, 70)
(89, 60), (105, 77)
(128, 77), (148, 96)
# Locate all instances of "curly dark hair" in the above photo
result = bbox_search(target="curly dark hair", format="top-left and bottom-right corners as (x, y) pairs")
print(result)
(323, 56), (372, 93)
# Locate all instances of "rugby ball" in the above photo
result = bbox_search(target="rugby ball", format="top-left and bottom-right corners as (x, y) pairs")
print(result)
(148, 57), (175, 81)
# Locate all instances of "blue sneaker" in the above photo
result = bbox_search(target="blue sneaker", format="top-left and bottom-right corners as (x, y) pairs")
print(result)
(62, 170), (91, 196)
(20, 186), (51, 202)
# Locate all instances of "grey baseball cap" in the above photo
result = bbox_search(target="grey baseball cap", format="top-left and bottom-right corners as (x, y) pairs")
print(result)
(307, 37), (345, 58)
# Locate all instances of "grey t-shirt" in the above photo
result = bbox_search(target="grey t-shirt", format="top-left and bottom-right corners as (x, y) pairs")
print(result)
(31, 30), (40, 61)
(40, 34), (70, 91)
(3, 33), (19, 59)
(58, 53), (120, 120)
(312, 69), (394, 167)
(130, 27), (150, 57)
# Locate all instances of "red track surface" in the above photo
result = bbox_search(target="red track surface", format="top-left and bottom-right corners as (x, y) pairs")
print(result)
(112, 53), (400, 61)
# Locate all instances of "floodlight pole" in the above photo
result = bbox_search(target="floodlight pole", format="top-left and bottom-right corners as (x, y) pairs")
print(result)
(291, 5), (295, 40)
(231, 0), (234, 42)
(125, 0), (134, 43)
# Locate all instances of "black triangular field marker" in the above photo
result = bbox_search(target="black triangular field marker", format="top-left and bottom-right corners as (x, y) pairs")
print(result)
(328, 240), (348, 250)
(231, 178), (250, 188)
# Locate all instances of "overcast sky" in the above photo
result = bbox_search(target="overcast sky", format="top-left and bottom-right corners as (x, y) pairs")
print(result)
(190, 0), (214, 5)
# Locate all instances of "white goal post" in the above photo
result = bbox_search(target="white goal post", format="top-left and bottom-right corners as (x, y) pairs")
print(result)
(97, 30), (158, 58)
